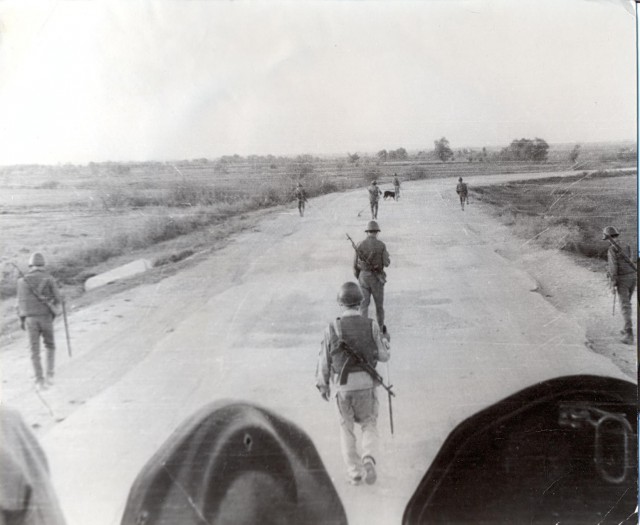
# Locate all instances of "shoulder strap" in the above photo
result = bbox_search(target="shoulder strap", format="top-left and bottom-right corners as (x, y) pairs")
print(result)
(332, 317), (342, 341)
(36, 275), (50, 297)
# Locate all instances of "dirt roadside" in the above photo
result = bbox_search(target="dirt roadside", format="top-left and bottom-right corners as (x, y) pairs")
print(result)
(473, 207), (636, 380)
(495, 241), (636, 379)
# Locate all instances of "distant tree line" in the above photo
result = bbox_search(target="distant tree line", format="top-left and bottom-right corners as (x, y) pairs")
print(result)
(499, 138), (549, 162)
(376, 148), (408, 161)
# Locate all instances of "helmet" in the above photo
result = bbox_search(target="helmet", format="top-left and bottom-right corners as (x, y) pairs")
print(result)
(337, 282), (363, 307)
(602, 226), (619, 240)
(29, 252), (45, 267)
(365, 220), (380, 232)
(371, 180), (377, 185)
(458, 177), (463, 182)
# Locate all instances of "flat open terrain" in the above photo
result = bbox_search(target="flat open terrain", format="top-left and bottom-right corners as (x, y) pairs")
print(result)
(1, 170), (633, 525)
(472, 171), (637, 258)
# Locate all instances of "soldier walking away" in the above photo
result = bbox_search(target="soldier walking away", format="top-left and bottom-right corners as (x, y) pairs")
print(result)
(456, 177), (469, 210)
(16, 253), (61, 390)
(316, 282), (391, 486)
(603, 226), (636, 345)
(368, 180), (382, 219)
(353, 221), (390, 334)
(393, 173), (401, 200)
(294, 182), (308, 217)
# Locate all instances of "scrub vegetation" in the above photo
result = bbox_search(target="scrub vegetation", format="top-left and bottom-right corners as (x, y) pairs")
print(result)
(471, 170), (637, 261)
(0, 142), (634, 301)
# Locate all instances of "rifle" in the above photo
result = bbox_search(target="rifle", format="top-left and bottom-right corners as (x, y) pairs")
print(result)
(337, 335), (395, 435)
(11, 263), (61, 317)
(346, 234), (386, 284)
(13, 263), (72, 356)
(604, 234), (638, 306)
(604, 235), (637, 272)
(61, 299), (72, 357)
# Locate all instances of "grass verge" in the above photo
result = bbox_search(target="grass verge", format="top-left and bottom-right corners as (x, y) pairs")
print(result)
(471, 170), (637, 261)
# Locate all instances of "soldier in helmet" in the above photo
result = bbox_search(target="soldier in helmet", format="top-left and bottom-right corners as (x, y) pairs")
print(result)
(16, 253), (61, 389)
(353, 220), (391, 334)
(603, 226), (636, 345)
(456, 177), (469, 210)
(367, 180), (382, 220)
(316, 282), (391, 486)
(293, 182), (308, 217)
(392, 173), (401, 200)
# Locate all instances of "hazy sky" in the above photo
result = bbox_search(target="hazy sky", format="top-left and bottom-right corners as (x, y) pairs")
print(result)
(0, 0), (635, 164)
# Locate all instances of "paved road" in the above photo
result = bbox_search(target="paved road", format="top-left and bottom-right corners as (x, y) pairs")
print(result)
(3, 172), (630, 525)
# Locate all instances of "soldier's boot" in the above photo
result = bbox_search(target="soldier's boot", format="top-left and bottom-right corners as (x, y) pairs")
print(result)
(382, 325), (390, 343)
(363, 456), (377, 485)
(620, 329), (634, 345)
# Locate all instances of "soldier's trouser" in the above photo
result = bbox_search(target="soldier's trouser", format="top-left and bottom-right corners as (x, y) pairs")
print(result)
(370, 201), (378, 219)
(359, 271), (385, 328)
(298, 200), (305, 216)
(459, 194), (467, 209)
(26, 314), (56, 381)
(617, 274), (636, 333)
(394, 186), (400, 199)
(335, 388), (379, 479)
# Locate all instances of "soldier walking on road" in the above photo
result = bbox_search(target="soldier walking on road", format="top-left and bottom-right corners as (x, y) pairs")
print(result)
(294, 182), (308, 217)
(368, 181), (382, 220)
(16, 253), (61, 390)
(392, 173), (401, 200)
(353, 221), (390, 334)
(603, 226), (636, 345)
(456, 177), (469, 210)
(316, 282), (391, 486)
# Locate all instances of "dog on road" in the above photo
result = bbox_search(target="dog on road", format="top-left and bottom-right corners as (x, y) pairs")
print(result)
(383, 190), (396, 200)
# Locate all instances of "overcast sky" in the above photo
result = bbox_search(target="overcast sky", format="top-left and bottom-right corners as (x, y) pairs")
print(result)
(0, 0), (635, 164)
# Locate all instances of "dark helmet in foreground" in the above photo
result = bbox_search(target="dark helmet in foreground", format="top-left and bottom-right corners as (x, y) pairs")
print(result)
(602, 226), (619, 240)
(371, 180), (377, 185)
(29, 252), (46, 267)
(458, 177), (463, 182)
(365, 220), (380, 232)
(120, 401), (346, 525)
(337, 282), (363, 307)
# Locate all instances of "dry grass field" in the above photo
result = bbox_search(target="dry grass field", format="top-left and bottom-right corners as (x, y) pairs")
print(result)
(1, 142), (634, 305)
(471, 170), (637, 265)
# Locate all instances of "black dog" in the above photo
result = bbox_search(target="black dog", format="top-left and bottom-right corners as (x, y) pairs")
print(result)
(383, 190), (396, 200)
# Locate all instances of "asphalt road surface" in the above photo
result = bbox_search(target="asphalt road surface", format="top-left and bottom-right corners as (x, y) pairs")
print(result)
(2, 172), (630, 525)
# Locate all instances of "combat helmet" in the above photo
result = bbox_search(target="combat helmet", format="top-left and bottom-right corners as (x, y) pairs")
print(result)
(602, 226), (619, 240)
(458, 177), (463, 182)
(337, 282), (364, 307)
(371, 180), (377, 185)
(365, 220), (380, 232)
(28, 252), (45, 267)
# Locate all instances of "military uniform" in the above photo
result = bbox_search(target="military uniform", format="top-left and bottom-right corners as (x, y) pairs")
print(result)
(316, 308), (390, 485)
(353, 224), (390, 329)
(393, 175), (400, 200)
(607, 238), (636, 343)
(294, 185), (308, 217)
(456, 178), (469, 210)
(368, 182), (382, 219)
(16, 254), (61, 387)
